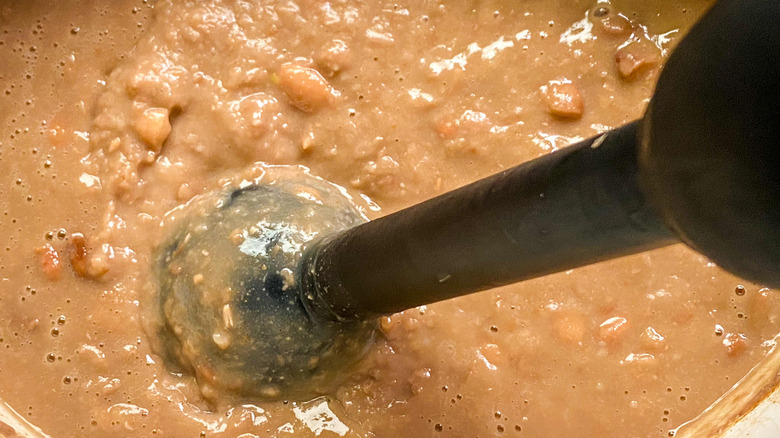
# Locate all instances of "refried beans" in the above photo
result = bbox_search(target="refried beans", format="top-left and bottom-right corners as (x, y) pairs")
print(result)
(1, 0), (779, 437)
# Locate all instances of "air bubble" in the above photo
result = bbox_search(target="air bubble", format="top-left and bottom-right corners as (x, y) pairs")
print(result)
(593, 6), (610, 17)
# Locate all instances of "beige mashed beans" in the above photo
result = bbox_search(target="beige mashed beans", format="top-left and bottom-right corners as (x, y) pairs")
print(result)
(1, 0), (779, 436)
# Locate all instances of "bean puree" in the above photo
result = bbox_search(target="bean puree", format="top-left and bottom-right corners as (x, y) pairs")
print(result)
(1, 0), (779, 437)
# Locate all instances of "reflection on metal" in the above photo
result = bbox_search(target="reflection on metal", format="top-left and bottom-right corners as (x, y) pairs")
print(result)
(0, 397), (50, 438)
(674, 335), (780, 438)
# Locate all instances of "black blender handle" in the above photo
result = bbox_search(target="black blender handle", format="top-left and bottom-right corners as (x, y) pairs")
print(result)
(302, 122), (674, 320)
(639, 0), (780, 288)
(301, 0), (780, 321)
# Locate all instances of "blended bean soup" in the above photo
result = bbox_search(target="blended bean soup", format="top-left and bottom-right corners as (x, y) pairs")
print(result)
(1, 0), (779, 437)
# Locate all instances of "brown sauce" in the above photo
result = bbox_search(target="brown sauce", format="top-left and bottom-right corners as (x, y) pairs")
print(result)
(1, 0), (779, 437)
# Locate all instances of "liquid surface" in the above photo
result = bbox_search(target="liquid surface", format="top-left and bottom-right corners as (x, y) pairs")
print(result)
(2, 0), (779, 437)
